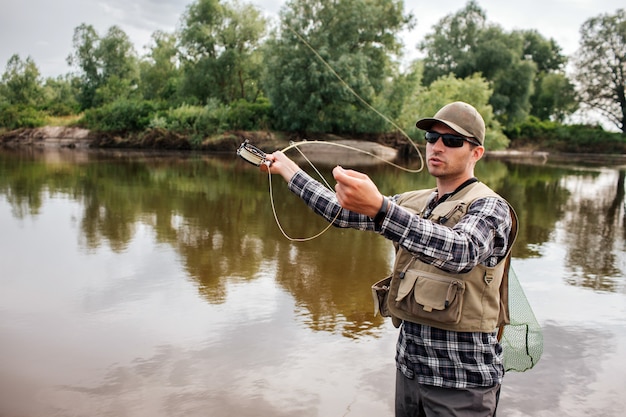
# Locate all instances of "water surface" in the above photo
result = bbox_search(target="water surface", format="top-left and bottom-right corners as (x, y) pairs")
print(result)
(0, 147), (624, 416)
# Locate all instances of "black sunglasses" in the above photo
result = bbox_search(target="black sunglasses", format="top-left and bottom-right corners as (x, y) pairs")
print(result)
(424, 131), (481, 147)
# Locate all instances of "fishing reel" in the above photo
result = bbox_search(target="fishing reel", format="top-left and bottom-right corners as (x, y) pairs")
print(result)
(237, 140), (271, 167)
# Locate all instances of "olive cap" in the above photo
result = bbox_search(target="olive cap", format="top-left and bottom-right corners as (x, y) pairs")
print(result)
(415, 101), (485, 145)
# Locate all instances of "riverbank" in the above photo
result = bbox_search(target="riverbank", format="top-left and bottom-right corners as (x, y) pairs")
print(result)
(2, 126), (626, 165)
(0, 125), (398, 149)
(0, 126), (415, 161)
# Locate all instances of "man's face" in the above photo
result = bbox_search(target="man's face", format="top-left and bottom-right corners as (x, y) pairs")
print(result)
(425, 122), (482, 181)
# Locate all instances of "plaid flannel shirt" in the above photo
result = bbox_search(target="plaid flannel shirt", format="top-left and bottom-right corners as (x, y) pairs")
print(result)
(289, 170), (513, 388)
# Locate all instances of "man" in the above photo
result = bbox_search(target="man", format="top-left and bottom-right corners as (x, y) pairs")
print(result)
(261, 101), (517, 416)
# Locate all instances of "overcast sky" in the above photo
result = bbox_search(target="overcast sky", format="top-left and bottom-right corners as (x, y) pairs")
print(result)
(0, 0), (623, 79)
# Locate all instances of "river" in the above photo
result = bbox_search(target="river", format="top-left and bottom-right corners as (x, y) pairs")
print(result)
(0, 145), (624, 416)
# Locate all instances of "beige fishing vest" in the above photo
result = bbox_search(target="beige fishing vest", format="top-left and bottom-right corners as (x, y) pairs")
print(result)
(379, 182), (518, 333)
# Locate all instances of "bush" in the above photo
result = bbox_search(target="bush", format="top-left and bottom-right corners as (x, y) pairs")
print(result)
(506, 117), (626, 153)
(160, 104), (207, 133)
(0, 104), (46, 129)
(551, 125), (626, 153)
(82, 99), (157, 132)
(148, 100), (230, 143)
(42, 101), (80, 117)
(505, 116), (558, 140)
(193, 100), (230, 139)
(226, 98), (272, 130)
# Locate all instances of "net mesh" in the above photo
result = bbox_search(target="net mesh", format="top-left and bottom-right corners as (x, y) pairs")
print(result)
(500, 267), (543, 372)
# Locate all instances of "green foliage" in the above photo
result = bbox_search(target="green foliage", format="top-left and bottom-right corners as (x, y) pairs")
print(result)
(138, 31), (181, 103)
(193, 101), (230, 140)
(67, 24), (139, 109)
(80, 96), (268, 139)
(41, 75), (81, 116)
(263, 0), (413, 133)
(530, 72), (579, 122)
(505, 116), (558, 139)
(490, 58), (536, 126)
(519, 29), (579, 121)
(419, 2), (532, 126)
(93, 75), (140, 107)
(420, 0), (487, 83)
(149, 100), (230, 140)
(226, 97), (272, 130)
(419, 1), (576, 127)
(156, 104), (207, 132)
(178, 0), (267, 105)
(518, 29), (567, 72)
(573, 8), (626, 132)
(0, 0), (620, 150)
(399, 72), (509, 150)
(550, 125), (625, 153)
(506, 117), (626, 153)
(393, 60), (426, 132)
(0, 54), (44, 106)
(0, 104), (47, 129)
(82, 99), (157, 132)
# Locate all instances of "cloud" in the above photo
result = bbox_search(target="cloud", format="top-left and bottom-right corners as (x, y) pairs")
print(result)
(0, 0), (187, 77)
(0, 0), (623, 78)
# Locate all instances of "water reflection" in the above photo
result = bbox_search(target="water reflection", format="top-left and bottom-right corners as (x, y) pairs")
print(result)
(561, 169), (626, 291)
(502, 322), (624, 416)
(1, 146), (625, 416)
(1, 148), (625, 314)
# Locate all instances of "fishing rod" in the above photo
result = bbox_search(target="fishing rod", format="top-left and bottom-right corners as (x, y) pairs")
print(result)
(237, 139), (420, 172)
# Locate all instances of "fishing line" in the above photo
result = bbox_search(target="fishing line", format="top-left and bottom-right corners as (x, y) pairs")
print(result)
(237, 22), (426, 241)
(283, 24), (424, 172)
(268, 143), (343, 241)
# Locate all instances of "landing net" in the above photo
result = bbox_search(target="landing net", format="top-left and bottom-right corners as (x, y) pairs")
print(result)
(501, 267), (543, 372)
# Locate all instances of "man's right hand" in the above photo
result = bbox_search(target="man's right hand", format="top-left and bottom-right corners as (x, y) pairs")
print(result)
(333, 166), (384, 218)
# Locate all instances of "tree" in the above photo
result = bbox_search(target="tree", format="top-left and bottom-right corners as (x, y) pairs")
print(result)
(519, 29), (579, 121)
(41, 74), (81, 115)
(67, 24), (139, 109)
(420, 0), (487, 84)
(531, 72), (578, 122)
(177, 0), (267, 105)
(0, 54), (44, 106)
(381, 60), (424, 134)
(263, 0), (413, 133)
(475, 26), (536, 127)
(519, 29), (567, 73)
(139, 31), (181, 103)
(573, 9), (626, 133)
(419, 1), (573, 127)
(67, 24), (100, 109)
(400, 72), (508, 150)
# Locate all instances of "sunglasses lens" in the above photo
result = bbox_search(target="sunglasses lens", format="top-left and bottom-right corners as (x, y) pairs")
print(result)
(424, 131), (439, 143)
(441, 134), (465, 147)
(424, 131), (466, 147)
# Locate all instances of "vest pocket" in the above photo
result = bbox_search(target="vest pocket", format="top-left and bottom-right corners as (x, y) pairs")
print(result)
(371, 276), (392, 317)
(395, 270), (465, 324)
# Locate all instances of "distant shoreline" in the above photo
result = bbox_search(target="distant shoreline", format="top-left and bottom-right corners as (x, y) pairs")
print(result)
(2, 126), (626, 166)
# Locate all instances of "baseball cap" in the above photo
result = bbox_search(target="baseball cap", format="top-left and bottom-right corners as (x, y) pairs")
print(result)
(415, 101), (485, 145)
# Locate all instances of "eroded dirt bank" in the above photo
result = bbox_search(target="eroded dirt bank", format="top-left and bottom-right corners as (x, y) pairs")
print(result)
(3, 126), (624, 165)
(0, 127), (412, 159)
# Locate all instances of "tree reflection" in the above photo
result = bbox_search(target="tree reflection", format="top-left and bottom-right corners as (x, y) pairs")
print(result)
(1, 148), (624, 339)
(479, 161), (572, 259)
(562, 170), (625, 292)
